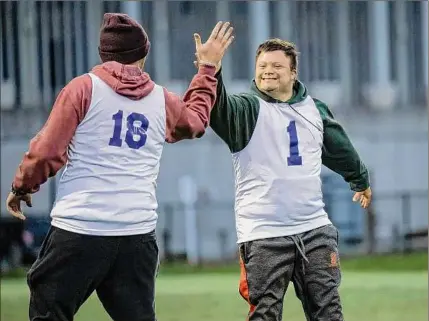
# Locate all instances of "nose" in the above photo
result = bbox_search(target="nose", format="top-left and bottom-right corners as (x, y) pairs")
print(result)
(264, 66), (275, 75)
(263, 72), (275, 79)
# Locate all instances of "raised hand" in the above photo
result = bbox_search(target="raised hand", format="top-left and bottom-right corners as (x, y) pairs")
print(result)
(193, 21), (234, 68)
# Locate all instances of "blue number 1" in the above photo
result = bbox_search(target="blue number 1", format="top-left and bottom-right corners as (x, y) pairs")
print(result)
(287, 120), (303, 166)
(108, 110), (123, 147)
(108, 110), (149, 149)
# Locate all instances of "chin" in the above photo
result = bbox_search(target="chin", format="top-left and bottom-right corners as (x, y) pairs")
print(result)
(262, 86), (278, 92)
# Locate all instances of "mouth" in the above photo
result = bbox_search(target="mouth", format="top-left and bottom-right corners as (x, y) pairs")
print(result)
(262, 78), (277, 81)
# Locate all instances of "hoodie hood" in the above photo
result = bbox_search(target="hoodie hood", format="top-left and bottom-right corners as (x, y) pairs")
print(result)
(250, 79), (308, 104)
(91, 61), (155, 100)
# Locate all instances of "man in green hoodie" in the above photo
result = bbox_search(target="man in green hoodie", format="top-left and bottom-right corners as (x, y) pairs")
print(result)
(194, 38), (372, 321)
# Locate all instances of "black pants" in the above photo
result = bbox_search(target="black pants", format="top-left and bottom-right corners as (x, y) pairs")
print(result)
(27, 226), (159, 321)
(239, 224), (343, 321)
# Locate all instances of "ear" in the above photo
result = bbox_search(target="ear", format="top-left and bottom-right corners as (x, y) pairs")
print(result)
(291, 68), (297, 80)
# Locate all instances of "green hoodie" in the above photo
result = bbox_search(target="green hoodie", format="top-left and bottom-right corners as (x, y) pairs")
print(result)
(210, 71), (369, 192)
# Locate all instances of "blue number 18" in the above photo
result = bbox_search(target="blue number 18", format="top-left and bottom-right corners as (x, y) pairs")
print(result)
(108, 110), (149, 149)
(286, 120), (303, 166)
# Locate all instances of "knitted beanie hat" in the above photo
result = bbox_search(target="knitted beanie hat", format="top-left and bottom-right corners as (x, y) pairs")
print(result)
(98, 13), (151, 64)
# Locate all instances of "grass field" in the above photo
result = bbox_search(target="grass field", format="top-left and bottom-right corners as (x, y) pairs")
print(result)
(1, 254), (428, 321)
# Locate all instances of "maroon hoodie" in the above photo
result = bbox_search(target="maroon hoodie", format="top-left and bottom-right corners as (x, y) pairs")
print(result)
(12, 61), (217, 193)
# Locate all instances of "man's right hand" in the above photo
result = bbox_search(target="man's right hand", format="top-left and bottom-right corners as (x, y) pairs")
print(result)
(193, 21), (234, 68)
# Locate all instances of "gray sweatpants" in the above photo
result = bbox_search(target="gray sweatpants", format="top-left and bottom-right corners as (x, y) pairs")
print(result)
(238, 224), (343, 321)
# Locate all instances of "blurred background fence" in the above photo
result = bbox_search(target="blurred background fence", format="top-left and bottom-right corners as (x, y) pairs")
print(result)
(1, 1), (428, 113)
(1, 188), (428, 270)
(0, 1), (427, 269)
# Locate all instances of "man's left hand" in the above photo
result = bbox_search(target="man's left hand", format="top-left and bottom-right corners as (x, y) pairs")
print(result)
(6, 192), (32, 220)
(352, 187), (372, 209)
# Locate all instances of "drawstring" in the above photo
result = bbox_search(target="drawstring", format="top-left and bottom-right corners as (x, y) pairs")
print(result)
(290, 235), (309, 274)
(290, 235), (312, 319)
(290, 235), (309, 263)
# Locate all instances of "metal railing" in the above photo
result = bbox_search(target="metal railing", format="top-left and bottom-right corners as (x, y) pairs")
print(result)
(2, 190), (426, 265)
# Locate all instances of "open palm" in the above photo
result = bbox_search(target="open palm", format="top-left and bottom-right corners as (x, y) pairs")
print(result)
(194, 21), (234, 67)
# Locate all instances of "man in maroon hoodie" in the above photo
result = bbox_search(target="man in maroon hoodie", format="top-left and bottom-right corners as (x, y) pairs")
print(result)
(5, 13), (234, 321)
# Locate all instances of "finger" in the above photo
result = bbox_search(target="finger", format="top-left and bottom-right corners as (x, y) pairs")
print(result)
(366, 198), (372, 207)
(7, 204), (26, 220)
(16, 201), (22, 213)
(366, 194), (372, 204)
(363, 197), (369, 209)
(14, 212), (26, 220)
(24, 195), (32, 207)
(217, 21), (230, 39)
(221, 26), (234, 45)
(222, 35), (235, 51)
(194, 33), (202, 50)
(365, 196), (371, 208)
(208, 21), (223, 41)
(352, 192), (361, 202)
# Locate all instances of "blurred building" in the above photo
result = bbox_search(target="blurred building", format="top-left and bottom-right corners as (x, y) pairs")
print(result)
(1, 1), (428, 261)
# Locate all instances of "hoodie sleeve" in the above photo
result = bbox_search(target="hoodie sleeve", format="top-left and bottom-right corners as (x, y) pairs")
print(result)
(12, 75), (92, 194)
(164, 65), (217, 143)
(313, 98), (370, 192)
(210, 70), (260, 153)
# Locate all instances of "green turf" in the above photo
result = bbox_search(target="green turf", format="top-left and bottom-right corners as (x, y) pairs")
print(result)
(2, 252), (427, 281)
(158, 252), (429, 275)
(1, 271), (427, 321)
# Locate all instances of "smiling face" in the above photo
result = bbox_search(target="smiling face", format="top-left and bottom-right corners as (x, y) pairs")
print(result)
(255, 50), (296, 95)
(254, 39), (299, 101)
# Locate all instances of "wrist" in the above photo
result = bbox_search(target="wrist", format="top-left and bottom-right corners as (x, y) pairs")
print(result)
(198, 60), (218, 68)
(11, 184), (27, 196)
(215, 63), (221, 73)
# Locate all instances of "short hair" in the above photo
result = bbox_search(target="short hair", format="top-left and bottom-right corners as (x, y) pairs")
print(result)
(256, 38), (299, 72)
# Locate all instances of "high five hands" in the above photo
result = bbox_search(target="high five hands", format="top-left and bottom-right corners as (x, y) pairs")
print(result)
(193, 21), (234, 72)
